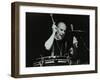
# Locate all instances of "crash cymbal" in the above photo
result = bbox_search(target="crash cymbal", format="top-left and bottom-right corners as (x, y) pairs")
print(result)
(72, 30), (84, 32)
(68, 30), (85, 33)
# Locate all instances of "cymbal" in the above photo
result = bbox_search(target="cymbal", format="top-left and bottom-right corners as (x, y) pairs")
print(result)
(69, 30), (85, 33)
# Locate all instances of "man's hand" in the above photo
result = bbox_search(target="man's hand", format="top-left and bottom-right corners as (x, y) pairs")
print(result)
(52, 24), (57, 33)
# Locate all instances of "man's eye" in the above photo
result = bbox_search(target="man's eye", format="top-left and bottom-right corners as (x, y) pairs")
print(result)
(61, 29), (63, 31)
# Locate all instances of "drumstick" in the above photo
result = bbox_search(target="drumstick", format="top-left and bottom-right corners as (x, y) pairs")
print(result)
(70, 24), (74, 31)
(50, 14), (55, 24)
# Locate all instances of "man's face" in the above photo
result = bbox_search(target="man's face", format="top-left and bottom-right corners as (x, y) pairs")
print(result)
(56, 22), (66, 40)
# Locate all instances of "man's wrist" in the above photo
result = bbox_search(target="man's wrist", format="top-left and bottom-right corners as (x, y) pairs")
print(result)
(52, 31), (56, 35)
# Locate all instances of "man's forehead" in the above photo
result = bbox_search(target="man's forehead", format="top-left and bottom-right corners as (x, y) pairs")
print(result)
(58, 22), (66, 29)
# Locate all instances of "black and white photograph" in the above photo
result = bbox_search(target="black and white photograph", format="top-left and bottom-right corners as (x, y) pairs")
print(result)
(11, 2), (97, 78)
(26, 13), (90, 67)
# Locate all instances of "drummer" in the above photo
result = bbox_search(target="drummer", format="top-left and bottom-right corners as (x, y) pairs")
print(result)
(44, 22), (68, 57)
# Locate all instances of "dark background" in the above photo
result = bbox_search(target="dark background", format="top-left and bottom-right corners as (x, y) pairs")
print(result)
(26, 12), (89, 67)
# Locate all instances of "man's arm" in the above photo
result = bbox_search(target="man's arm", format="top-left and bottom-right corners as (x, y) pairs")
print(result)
(44, 24), (57, 50)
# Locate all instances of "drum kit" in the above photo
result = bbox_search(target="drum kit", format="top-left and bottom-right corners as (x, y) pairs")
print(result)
(32, 14), (88, 67)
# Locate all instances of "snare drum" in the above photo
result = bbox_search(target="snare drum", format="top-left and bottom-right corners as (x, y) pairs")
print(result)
(33, 56), (70, 67)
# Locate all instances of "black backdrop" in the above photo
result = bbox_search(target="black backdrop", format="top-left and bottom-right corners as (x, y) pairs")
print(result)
(26, 12), (89, 67)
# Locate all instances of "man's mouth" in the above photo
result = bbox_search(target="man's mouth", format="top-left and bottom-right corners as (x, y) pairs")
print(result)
(60, 34), (64, 37)
(57, 33), (64, 40)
